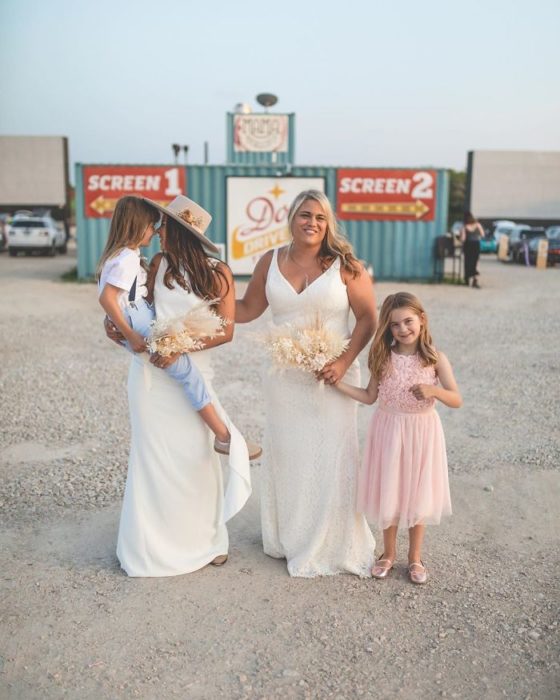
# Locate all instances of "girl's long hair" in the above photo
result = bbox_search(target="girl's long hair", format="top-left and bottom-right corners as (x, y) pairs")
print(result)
(96, 196), (158, 279)
(463, 211), (476, 225)
(162, 217), (229, 298)
(287, 190), (362, 278)
(368, 292), (438, 380)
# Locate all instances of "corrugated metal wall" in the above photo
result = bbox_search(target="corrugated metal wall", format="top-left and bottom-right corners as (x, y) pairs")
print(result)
(76, 163), (448, 281)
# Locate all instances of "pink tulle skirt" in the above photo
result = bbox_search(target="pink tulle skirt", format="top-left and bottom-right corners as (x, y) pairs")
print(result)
(357, 403), (452, 530)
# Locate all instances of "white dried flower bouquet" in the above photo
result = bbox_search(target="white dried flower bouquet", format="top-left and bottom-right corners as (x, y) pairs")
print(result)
(147, 299), (227, 356)
(264, 311), (350, 374)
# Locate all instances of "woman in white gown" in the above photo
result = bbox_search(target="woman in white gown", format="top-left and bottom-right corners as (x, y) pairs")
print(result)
(116, 196), (251, 577)
(236, 190), (378, 577)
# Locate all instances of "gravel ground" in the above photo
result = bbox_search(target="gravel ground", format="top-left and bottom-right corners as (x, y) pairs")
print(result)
(0, 249), (559, 699)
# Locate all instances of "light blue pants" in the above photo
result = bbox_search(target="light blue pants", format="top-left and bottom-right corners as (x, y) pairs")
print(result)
(124, 299), (211, 411)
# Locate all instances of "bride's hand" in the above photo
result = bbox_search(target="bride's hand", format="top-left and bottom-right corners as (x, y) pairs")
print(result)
(150, 351), (181, 369)
(319, 357), (349, 385)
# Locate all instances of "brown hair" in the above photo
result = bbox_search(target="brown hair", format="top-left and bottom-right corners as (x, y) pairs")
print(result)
(162, 217), (229, 299)
(368, 292), (438, 380)
(287, 190), (362, 278)
(96, 196), (158, 279)
(463, 211), (476, 225)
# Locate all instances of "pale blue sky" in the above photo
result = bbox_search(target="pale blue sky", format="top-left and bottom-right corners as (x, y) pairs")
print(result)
(1, 0), (559, 178)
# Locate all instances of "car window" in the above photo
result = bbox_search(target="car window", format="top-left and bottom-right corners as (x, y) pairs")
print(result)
(12, 220), (48, 228)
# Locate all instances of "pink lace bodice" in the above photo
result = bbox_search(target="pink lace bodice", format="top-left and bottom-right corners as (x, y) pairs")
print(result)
(378, 351), (438, 412)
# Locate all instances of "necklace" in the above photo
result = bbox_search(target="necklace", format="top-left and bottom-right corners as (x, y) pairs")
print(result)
(286, 244), (320, 289)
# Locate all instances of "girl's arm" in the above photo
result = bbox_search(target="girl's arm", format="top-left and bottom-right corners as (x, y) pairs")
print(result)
(319, 264), (377, 385)
(235, 251), (272, 323)
(99, 284), (146, 352)
(410, 351), (462, 408)
(334, 373), (379, 405)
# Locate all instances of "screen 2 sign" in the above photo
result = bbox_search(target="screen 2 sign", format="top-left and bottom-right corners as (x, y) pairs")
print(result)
(83, 166), (185, 218)
(337, 169), (437, 221)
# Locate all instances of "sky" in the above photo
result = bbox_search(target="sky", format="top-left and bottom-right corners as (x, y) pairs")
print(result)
(1, 0), (559, 179)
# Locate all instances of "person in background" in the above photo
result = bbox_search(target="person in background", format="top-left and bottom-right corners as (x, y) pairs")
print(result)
(460, 211), (485, 288)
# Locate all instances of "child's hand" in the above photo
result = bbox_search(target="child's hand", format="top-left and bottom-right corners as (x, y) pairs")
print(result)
(128, 330), (147, 353)
(104, 316), (126, 344)
(410, 383), (433, 401)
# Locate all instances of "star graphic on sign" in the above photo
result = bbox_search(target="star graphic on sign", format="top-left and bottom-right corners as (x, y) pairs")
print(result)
(269, 184), (285, 199)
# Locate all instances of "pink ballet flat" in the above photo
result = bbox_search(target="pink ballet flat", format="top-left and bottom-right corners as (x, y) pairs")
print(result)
(408, 561), (428, 585)
(372, 554), (395, 579)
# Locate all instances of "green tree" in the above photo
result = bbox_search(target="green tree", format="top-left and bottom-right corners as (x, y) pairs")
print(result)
(447, 170), (466, 228)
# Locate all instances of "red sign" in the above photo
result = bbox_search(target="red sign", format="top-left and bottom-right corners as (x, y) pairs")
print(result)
(83, 166), (186, 218)
(337, 169), (437, 221)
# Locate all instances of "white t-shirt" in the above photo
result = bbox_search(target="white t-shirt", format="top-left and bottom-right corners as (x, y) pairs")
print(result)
(98, 248), (147, 311)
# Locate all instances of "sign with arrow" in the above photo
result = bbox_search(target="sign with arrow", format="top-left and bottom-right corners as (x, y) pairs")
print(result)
(337, 169), (437, 221)
(83, 166), (186, 218)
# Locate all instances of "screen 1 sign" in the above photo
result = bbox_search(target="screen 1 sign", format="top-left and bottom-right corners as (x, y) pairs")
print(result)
(83, 166), (185, 218)
(337, 169), (437, 221)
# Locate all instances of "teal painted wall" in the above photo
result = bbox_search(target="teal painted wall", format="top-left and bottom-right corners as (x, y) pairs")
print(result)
(76, 163), (448, 281)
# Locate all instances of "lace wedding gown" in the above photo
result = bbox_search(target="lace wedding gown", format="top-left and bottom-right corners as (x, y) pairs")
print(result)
(117, 258), (251, 577)
(261, 249), (375, 577)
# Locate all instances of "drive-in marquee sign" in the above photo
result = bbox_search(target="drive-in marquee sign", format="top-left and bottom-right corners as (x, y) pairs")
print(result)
(337, 169), (437, 221)
(83, 166), (186, 218)
(233, 114), (289, 153)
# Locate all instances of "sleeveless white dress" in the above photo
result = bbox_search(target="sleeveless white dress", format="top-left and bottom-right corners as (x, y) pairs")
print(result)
(116, 258), (251, 577)
(262, 249), (376, 577)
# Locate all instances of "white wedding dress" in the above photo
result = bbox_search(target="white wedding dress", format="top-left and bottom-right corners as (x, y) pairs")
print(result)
(116, 258), (251, 577)
(261, 249), (375, 577)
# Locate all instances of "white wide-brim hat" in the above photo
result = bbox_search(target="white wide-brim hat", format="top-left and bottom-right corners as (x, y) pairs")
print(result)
(142, 195), (219, 255)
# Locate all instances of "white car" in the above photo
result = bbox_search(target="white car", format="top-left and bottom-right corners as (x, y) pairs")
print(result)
(491, 220), (517, 242)
(8, 213), (67, 256)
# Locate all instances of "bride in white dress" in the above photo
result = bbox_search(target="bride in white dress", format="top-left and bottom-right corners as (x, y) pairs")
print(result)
(236, 190), (378, 577)
(116, 199), (251, 577)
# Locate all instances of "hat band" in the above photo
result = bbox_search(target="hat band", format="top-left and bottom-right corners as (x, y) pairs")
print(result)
(176, 207), (203, 233)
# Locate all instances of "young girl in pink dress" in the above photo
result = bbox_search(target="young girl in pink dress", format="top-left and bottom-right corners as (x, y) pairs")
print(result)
(335, 292), (462, 584)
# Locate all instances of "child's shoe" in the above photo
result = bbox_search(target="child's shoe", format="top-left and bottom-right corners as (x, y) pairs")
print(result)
(408, 561), (428, 584)
(214, 437), (262, 461)
(371, 554), (394, 579)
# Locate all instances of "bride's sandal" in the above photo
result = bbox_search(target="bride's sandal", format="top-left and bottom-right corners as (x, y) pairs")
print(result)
(214, 438), (262, 461)
(371, 554), (395, 579)
(408, 561), (428, 585)
(210, 554), (228, 566)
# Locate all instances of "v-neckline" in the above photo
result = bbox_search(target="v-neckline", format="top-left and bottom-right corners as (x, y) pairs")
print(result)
(275, 249), (335, 297)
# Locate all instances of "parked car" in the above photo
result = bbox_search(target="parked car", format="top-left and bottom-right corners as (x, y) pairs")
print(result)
(527, 226), (560, 266)
(480, 231), (498, 254)
(8, 212), (67, 256)
(506, 225), (546, 263)
(490, 220), (517, 243)
(0, 213), (10, 251)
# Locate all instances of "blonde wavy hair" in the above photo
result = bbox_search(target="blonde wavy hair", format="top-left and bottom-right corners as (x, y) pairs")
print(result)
(287, 190), (362, 278)
(96, 196), (159, 279)
(368, 292), (438, 380)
